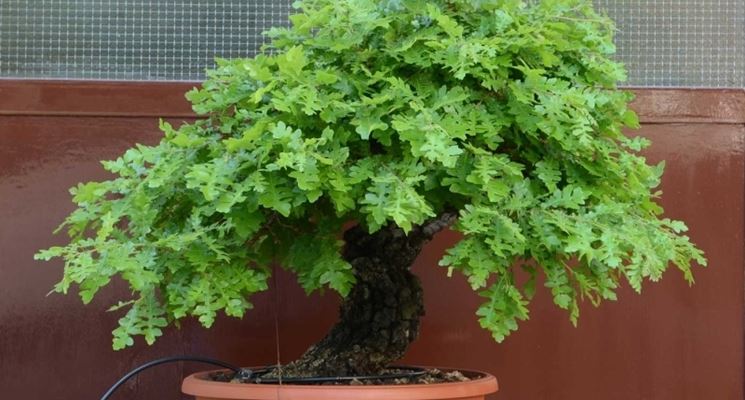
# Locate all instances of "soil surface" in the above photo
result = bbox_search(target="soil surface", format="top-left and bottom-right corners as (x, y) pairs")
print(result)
(210, 367), (476, 385)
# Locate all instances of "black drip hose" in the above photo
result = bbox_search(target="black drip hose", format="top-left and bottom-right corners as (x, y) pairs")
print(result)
(99, 355), (240, 400)
(241, 365), (427, 384)
(100, 355), (427, 399)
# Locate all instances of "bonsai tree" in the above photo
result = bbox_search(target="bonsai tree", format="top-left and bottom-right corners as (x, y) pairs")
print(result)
(36, 0), (706, 378)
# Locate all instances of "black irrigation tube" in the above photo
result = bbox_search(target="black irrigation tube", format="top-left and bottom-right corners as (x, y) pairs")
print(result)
(100, 355), (427, 399)
(99, 356), (240, 400)
(241, 365), (427, 384)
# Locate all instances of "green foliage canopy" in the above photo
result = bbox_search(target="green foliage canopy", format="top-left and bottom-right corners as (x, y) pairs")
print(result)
(36, 0), (706, 349)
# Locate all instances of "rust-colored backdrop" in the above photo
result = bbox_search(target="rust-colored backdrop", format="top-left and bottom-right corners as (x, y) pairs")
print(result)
(1, 81), (743, 400)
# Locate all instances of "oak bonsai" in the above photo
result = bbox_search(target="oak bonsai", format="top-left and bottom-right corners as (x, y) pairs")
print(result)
(36, 0), (706, 378)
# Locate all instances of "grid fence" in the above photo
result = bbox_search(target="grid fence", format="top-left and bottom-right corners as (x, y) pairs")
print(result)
(0, 0), (743, 87)
(0, 0), (292, 81)
(595, 0), (745, 87)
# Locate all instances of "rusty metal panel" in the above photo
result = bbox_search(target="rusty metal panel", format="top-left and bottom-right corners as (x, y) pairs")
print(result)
(0, 88), (742, 399)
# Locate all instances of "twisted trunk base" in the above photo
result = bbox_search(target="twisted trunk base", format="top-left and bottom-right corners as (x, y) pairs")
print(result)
(276, 214), (456, 378)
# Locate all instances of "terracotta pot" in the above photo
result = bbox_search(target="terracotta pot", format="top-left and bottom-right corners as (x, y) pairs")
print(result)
(182, 368), (498, 400)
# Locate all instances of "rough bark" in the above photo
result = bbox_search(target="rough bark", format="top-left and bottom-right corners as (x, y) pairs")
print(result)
(275, 213), (457, 378)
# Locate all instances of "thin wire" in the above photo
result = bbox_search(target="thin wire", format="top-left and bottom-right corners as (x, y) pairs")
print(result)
(99, 355), (240, 400)
(272, 262), (284, 398)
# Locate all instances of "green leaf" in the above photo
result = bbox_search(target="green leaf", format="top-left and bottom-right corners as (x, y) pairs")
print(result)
(229, 209), (265, 239)
(277, 45), (307, 78)
(353, 115), (389, 140)
(257, 176), (294, 217)
(315, 70), (339, 84)
(535, 160), (561, 191)
(284, 234), (355, 296)
(477, 283), (530, 343)
(224, 120), (269, 151)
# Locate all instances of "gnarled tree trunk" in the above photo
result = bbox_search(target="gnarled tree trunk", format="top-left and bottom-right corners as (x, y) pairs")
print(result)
(276, 213), (456, 378)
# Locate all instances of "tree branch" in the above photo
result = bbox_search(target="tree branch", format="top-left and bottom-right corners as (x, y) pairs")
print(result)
(420, 211), (458, 239)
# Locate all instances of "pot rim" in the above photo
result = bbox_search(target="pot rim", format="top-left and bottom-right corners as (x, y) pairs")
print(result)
(182, 366), (498, 400)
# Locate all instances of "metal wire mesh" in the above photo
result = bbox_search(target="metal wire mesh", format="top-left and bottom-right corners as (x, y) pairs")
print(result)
(595, 0), (745, 87)
(0, 0), (292, 81)
(0, 0), (743, 87)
